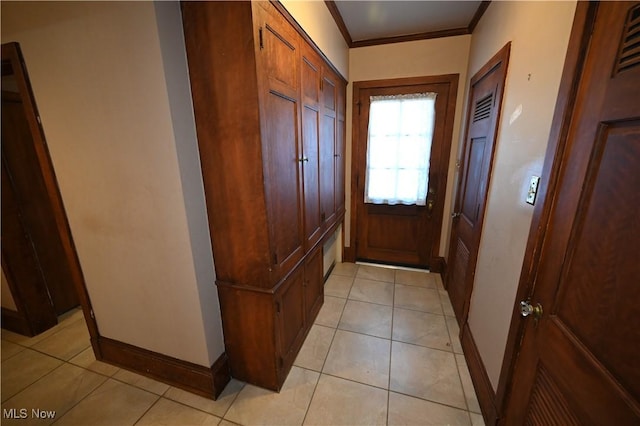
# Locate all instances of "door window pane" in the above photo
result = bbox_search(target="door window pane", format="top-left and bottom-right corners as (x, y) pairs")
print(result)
(364, 93), (436, 205)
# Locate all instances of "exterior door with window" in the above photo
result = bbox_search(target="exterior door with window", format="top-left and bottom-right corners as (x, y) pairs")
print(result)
(352, 75), (458, 269)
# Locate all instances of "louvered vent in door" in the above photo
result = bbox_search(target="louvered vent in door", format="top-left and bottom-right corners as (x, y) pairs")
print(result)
(525, 365), (580, 426)
(614, 4), (640, 74)
(473, 94), (493, 122)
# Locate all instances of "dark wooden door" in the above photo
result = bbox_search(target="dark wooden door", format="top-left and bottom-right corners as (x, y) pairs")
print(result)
(504, 2), (640, 423)
(1, 162), (58, 333)
(256, 3), (304, 280)
(446, 44), (510, 323)
(301, 45), (322, 250)
(352, 76), (458, 268)
(1, 44), (79, 324)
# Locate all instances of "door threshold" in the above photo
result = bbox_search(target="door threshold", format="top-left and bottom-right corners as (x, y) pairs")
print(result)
(355, 261), (431, 273)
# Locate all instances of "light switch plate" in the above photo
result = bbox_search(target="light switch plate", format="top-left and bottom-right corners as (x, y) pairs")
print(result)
(526, 176), (540, 205)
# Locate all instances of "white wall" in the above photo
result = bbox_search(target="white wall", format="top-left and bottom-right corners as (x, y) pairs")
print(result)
(280, 0), (349, 78)
(153, 1), (224, 367)
(347, 36), (472, 256)
(1, 1), (223, 367)
(463, 0), (577, 390)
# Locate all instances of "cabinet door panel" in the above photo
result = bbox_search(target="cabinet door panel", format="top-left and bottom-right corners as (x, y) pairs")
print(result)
(258, 4), (298, 93)
(257, 1), (303, 277)
(301, 49), (322, 249)
(263, 92), (303, 273)
(277, 266), (306, 369)
(302, 105), (322, 248)
(320, 114), (336, 224)
(304, 247), (324, 324)
(320, 71), (337, 227)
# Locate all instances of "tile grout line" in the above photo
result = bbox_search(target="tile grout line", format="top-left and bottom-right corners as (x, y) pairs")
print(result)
(435, 272), (473, 418)
(299, 267), (358, 424)
(299, 368), (322, 426)
(4, 269), (477, 425)
(131, 394), (162, 426)
(1, 361), (67, 405)
(312, 370), (473, 414)
(300, 268), (354, 426)
(7, 322), (242, 424)
(219, 381), (245, 422)
(48, 363), (111, 425)
(386, 270), (398, 426)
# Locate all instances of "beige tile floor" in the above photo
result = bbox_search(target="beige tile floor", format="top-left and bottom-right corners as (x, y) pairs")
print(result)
(1, 263), (484, 425)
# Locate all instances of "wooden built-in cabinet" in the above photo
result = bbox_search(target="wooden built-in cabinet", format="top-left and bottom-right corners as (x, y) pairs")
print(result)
(181, 1), (346, 391)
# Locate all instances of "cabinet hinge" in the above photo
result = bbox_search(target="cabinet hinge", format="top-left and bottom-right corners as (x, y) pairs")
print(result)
(275, 301), (281, 313)
(90, 309), (95, 320)
(259, 27), (264, 50)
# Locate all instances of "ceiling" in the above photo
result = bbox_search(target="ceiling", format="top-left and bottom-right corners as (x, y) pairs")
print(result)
(325, 1), (490, 48)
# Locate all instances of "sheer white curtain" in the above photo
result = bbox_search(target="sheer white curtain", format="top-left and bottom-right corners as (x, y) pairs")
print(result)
(364, 92), (437, 206)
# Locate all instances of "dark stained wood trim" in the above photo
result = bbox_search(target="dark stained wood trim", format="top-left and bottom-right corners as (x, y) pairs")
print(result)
(429, 256), (446, 274)
(323, 1), (490, 49)
(1, 307), (31, 336)
(271, 0), (347, 83)
(96, 336), (230, 400)
(493, 3), (597, 423)
(352, 74), (459, 90)
(351, 28), (470, 49)
(469, 1), (492, 33)
(343, 246), (356, 263)
(324, 1), (353, 47)
(210, 351), (231, 399)
(461, 322), (498, 425)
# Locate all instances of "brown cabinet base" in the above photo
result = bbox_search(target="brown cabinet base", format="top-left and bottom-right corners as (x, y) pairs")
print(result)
(217, 244), (325, 391)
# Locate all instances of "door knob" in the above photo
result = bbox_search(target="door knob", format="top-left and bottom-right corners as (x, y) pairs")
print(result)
(520, 300), (543, 320)
(451, 212), (461, 219)
(427, 199), (434, 213)
(426, 188), (436, 218)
